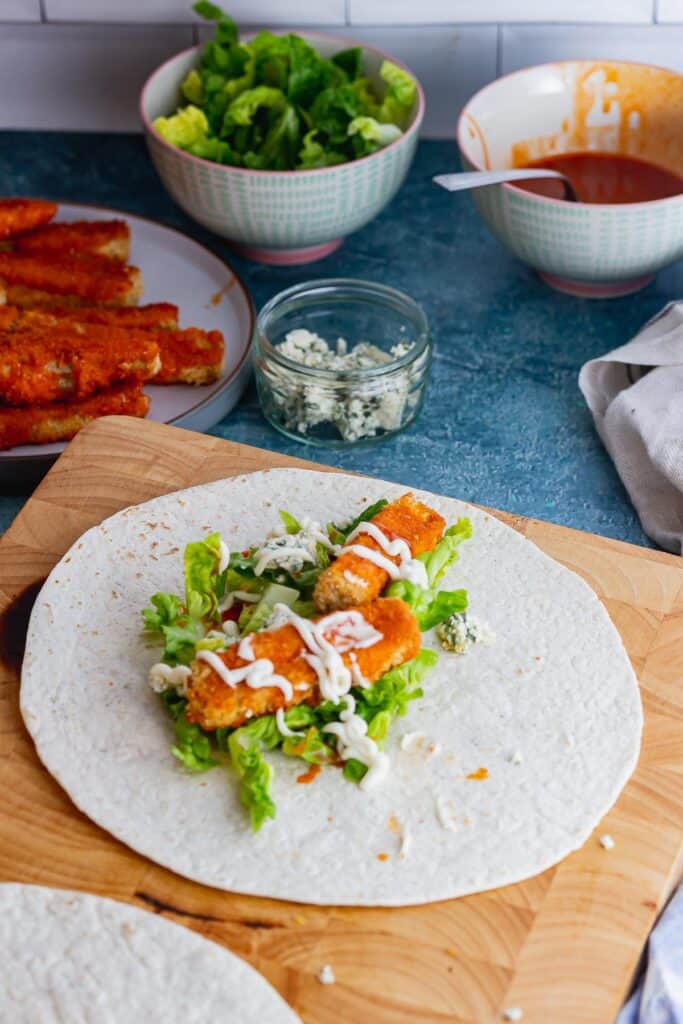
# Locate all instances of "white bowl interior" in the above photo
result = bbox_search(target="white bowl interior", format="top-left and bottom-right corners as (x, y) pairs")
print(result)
(142, 35), (421, 135)
(459, 61), (683, 175)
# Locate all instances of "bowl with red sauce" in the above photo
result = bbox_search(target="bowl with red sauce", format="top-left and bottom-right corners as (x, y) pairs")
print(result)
(457, 60), (683, 297)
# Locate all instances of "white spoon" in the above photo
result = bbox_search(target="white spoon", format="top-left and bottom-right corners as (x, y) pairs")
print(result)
(434, 169), (579, 202)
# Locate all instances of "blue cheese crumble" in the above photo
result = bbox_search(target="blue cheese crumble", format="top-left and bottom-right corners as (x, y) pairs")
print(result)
(437, 612), (495, 654)
(271, 328), (416, 443)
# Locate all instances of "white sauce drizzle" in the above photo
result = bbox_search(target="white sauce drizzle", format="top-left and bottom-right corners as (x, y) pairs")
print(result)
(275, 708), (303, 738)
(218, 540), (230, 574)
(218, 589), (260, 612)
(342, 569), (368, 589)
(148, 663), (191, 696)
(238, 634), (255, 661)
(345, 521), (428, 588)
(349, 652), (369, 688)
(196, 649), (293, 700)
(272, 605), (382, 704)
(323, 694), (389, 791)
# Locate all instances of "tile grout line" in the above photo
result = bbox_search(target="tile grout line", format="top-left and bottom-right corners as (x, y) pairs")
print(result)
(496, 23), (503, 76)
(38, 0), (47, 22)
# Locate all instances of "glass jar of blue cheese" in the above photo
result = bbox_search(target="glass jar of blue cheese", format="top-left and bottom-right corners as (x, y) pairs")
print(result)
(253, 279), (431, 446)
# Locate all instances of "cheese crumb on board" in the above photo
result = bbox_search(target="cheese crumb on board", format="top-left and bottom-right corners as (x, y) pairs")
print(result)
(502, 1007), (523, 1021)
(317, 964), (336, 985)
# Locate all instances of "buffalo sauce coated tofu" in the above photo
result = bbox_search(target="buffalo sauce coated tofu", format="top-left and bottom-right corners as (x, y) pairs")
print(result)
(313, 493), (445, 613)
(185, 597), (420, 731)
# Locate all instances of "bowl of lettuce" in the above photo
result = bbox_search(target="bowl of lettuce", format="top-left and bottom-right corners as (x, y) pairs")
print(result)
(140, 3), (424, 264)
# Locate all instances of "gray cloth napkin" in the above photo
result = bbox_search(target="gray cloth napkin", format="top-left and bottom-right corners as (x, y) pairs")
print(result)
(579, 302), (683, 554)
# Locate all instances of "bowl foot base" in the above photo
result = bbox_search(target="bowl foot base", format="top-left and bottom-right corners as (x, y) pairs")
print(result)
(538, 271), (654, 299)
(231, 239), (343, 266)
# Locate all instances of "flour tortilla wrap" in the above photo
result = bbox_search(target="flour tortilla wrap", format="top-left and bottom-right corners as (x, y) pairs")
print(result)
(0, 883), (299, 1022)
(20, 470), (642, 906)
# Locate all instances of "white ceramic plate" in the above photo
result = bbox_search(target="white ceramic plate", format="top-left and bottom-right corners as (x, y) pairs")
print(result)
(2, 202), (254, 476)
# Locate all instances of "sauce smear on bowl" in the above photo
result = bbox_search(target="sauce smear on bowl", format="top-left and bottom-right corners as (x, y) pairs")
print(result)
(516, 152), (683, 204)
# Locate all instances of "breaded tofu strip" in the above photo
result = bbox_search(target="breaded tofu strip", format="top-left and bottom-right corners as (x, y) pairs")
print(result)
(0, 302), (179, 331)
(0, 382), (149, 450)
(152, 327), (224, 385)
(313, 493), (446, 613)
(14, 219), (130, 261)
(186, 597), (420, 731)
(0, 252), (142, 307)
(0, 198), (56, 240)
(0, 327), (160, 405)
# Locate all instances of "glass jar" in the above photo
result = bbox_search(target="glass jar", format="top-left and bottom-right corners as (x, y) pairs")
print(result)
(253, 278), (431, 447)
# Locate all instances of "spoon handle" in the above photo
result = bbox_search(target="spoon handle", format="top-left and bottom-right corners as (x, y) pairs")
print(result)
(433, 169), (569, 192)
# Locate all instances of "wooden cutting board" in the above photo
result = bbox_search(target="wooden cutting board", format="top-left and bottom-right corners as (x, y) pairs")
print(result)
(1, 416), (682, 1024)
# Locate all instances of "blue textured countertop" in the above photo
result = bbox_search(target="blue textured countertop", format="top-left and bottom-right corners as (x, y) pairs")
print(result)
(2, 131), (681, 545)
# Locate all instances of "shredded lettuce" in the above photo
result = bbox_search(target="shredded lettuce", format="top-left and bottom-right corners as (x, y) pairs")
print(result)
(227, 715), (281, 830)
(152, 3), (416, 171)
(142, 592), (201, 666)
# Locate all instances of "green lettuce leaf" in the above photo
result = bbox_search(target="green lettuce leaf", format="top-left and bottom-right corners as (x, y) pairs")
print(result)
(418, 517), (473, 585)
(227, 716), (282, 831)
(184, 531), (224, 623)
(171, 712), (217, 773)
(225, 85), (286, 127)
(348, 115), (402, 155)
(377, 60), (416, 127)
(387, 579), (468, 631)
(297, 129), (345, 169)
(181, 68), (204, 105)
(153, 105), (209, 148)
(327, 498), (388, 546)
(332, 47), (362, 81)
(142, 592), (201, 666)
(279, 509), (302, 534)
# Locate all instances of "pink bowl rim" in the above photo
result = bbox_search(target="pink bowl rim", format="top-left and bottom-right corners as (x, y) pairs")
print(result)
(456, 58), (683, 211)
(140, 30), (425, 179)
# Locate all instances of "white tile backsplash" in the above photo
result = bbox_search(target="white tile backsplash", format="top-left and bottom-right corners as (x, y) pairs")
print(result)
(501, 23), (683, 73)
(349, 0), (654, 23)
(0, 24), (193, 131)
(1, 5), (681, 136)
(0, 0), (40, 20)
(45, 0), (345, 25)
(657, 0), (683, 19)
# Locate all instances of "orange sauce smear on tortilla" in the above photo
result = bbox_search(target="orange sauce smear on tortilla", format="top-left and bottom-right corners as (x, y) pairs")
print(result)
(466, 766), (489, 781)
(296, 763), (321, 785)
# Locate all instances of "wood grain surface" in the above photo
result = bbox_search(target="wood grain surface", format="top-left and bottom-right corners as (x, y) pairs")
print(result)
(1, 415), (682, 1024)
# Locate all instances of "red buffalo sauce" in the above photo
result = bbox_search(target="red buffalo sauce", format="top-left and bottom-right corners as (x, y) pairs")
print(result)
(516, 151), (683, 204)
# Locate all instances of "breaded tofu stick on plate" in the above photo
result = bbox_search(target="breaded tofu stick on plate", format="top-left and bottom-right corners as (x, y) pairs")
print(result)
(187, 597), (420, 731)
(0, 198), (56, 240)
(0, 327), (160, 405)
(0, 381), (149, 450)
(152, 327), (224, 385)
(0, 303), (179, 331)
(0, 252), (142, 307)
(14, 219), (130, 261)
(313, 493), (446, 613)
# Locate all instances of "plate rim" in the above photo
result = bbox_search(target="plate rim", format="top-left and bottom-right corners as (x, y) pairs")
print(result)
(2, 199), (256, 468)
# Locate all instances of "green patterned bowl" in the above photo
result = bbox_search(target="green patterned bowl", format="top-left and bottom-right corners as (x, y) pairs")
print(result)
(141, 35), (424, 266)
(457, 60), (683, 297)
